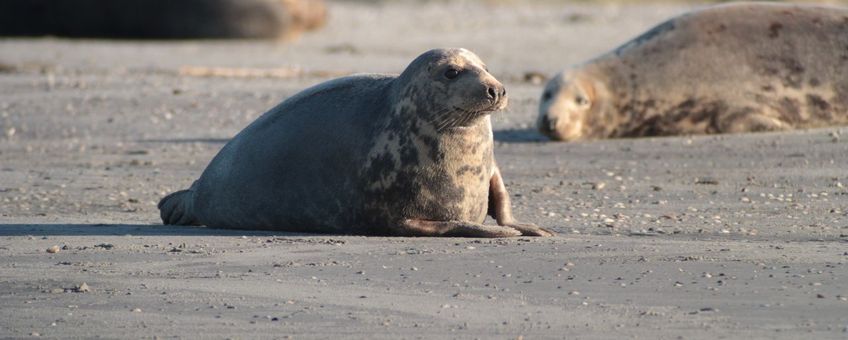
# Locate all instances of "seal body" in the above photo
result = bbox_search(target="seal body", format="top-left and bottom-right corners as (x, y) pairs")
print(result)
(538, 2), (848, 141)
(0, 0), (326, 40)
(160, 48), (553, 238)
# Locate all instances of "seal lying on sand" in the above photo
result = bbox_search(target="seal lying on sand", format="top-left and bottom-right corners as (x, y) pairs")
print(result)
(160, 48), (553, 238)
(0, 0), (326, 40)
(538, 2), (848, 141)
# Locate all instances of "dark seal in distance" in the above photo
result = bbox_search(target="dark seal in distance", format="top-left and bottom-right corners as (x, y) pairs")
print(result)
(0, 0), (326, 40)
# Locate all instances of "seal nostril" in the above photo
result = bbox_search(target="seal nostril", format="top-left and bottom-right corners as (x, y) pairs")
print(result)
(540, 116), (557, 132)
(487, 87), (497, 100)
(501, 88), (507, 97)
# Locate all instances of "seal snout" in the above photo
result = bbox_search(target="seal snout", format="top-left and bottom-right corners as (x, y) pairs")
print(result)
(487, 85), (506, 102)
(538, 114), (569, 140)
(539, 115), (557, 134)
(484, 81), (508, 110)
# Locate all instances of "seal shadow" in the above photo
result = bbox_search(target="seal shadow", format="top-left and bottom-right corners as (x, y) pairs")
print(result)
(138, 138), (231, 144)
(0, 224), (318, 237)
(493, 128), (549, 143)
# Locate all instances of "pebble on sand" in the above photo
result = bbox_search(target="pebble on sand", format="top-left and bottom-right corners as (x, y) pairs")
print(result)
(75, 283), (90, 293)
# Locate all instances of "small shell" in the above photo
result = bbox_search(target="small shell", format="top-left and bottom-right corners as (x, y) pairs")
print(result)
(76, 283), (90, 293)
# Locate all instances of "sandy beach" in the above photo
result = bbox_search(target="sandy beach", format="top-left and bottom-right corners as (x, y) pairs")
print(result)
(1, 1), (847, 338)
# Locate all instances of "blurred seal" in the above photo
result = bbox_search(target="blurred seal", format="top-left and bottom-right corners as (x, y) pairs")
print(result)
(0, 0), (326, 40)
(538, 2), (848, 141)
(159, 48), (553, 238)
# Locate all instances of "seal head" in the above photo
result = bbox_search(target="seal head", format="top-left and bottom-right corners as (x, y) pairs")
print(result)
(393, 48), (508, 132)
(537, 67), (611, 141)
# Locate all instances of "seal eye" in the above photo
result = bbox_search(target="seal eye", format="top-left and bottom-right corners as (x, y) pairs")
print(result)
(444, 68), (461, 80)
(575, 95), (588, 106)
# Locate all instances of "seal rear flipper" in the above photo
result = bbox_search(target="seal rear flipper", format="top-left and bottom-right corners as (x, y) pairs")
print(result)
(158, 189), (200, 226)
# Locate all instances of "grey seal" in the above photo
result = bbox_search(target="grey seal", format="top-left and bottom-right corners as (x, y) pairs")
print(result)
(159, 48), (553, 238)
(538, 2), (848, 141)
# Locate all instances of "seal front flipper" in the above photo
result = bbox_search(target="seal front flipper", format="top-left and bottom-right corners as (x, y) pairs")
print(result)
(395, 220), (521, 238)
(488, 165), (555, 237)
(158, 189), (200, 226)
(721, 111), (790, 134)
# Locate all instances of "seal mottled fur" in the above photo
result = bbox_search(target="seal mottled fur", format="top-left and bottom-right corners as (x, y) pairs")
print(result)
(160, 48), (553, 238)
(538, 2), (848, 141)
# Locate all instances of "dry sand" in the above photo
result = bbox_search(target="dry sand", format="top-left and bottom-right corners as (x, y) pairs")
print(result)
(1, 1), (847, 338)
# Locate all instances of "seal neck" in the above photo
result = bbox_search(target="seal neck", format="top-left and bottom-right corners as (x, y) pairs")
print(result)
(578, 59), (633, 139)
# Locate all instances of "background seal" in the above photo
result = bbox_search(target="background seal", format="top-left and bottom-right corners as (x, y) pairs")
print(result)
(538, 2), (848, 141)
